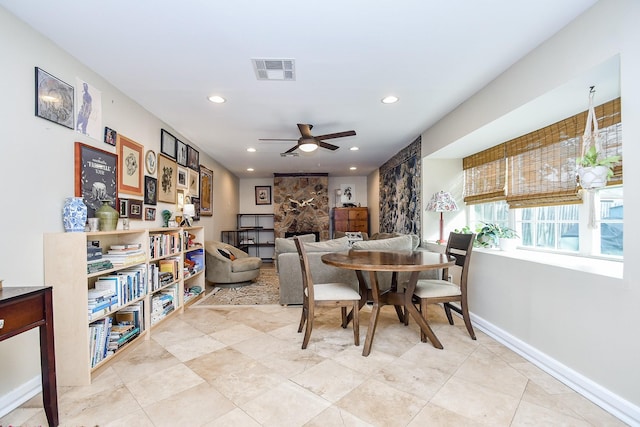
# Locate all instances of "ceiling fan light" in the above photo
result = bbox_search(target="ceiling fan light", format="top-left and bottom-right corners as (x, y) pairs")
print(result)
(299, 140), (318, 152)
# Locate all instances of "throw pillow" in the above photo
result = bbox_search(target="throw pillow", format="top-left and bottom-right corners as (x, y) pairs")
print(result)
(351, 235), (414, 251)
(217, 248), (233, 260)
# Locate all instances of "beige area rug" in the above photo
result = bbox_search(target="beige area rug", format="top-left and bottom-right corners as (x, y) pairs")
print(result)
(194, 265), (280, 306)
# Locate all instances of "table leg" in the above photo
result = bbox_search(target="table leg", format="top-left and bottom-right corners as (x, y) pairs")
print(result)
(404, 271), (443, 349)
(362, 271), (382, 356)
(390, 272), (405, 323)
(40, 289), (59, 427)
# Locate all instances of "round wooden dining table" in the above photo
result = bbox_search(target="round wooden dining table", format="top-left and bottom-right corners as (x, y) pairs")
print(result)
(321, 250), (455, 356)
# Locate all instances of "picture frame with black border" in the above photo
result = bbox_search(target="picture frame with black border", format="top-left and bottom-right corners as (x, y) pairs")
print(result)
(191, 196), (201, 221)
(35, 67), (74, 129)
(74, 142), (118, 217)
(145, 207), (156, 221)
(255, 185), (271, 205)
(118, 198), (129, 218)
(104, 127), (117, 146)
(128, 199), (143, 220)
(187, 145), (199, 171)
(144, 175), (157, 205)
(176, 139), (188, 167)
(157, 154), (177, 203)
(160, 129), (177, 159)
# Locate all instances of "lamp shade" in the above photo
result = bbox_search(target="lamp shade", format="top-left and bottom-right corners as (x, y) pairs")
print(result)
(426, 191), (458, 212)
(183, 204), (196, 217)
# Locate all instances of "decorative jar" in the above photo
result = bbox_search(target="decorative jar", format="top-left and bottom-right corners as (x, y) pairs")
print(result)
(62, 197), (87, 232)
(95, 199), (119, 231)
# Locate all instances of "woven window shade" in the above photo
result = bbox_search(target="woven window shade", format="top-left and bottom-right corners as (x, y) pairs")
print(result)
(505, 97), (621, 208)
(463, 143), (506, 204)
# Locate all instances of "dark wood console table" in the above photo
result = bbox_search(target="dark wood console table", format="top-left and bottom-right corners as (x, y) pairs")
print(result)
(0, 286), (58, 426)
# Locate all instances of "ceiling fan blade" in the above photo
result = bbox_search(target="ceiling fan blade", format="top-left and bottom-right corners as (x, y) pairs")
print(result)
(284, 145), (299, 153)
(258, 138), (298, 141)
(297, 123), (314, 138)
(318, 141), (339, 151)
(315, 130), (356, 140)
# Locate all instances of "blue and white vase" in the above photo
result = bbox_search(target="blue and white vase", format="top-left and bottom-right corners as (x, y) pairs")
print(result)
(62, 197), (87, 232)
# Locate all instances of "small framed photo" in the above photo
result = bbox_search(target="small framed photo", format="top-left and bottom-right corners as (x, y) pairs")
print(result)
(35, 67), (74, 129)
(187, 145), (199, 171)
(255, 185), (271, 205)
(145, 150), (157, 175)
(118, 198), (129, 218)
(104, 127), (117, 146)
(188, 168), (200, 197)
(177, 189), (185, 211)
(145, 207), (156, 221)
(129, 199), (143, 220)
(160, 129), (177, 159)
(176, 140), (188, 167)
(144, 176), (157, 205)
(191, 197), (201, 221)
(177, 166), (188, 189)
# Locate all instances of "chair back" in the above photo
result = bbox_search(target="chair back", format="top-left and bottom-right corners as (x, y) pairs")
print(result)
(444, 232), (475, 289)
(294, 237), (314, 302)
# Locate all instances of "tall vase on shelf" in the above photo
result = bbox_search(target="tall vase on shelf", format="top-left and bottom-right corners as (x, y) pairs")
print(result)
(95, 199), (119, 231)
(62, 197), (87, 232)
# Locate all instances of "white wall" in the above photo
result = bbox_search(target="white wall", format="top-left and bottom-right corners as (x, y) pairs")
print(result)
(0, 6), (239, 413)
(420, 0), (640, 421)
(239, 178), (275, 214)
(328, 175), (368, 209)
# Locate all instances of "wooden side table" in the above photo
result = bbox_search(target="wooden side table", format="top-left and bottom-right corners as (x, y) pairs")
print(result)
(0, 286), (58, 426)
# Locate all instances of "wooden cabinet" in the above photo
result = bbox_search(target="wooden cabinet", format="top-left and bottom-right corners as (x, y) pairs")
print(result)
(332, 207), (369, 236)
(43, 226), (204, 386)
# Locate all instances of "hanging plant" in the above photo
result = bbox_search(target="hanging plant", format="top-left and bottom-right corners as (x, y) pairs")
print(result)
(576, 87), (620, 190)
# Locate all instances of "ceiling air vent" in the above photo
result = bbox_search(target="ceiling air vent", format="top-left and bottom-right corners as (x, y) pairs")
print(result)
(252, 58), (296, 81)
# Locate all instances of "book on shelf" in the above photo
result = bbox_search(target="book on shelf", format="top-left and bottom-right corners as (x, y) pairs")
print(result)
(110, 243), (142, 250)
(87, 259), (113, 274)
(159, 257), (180, 280)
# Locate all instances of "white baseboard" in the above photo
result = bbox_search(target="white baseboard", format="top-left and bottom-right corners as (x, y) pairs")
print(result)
(471, 313), (640, 426)
(0, 376), (42, 419)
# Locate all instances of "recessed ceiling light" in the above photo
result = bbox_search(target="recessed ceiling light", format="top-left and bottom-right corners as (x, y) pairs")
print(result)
(381, 95), (399, 104)
(350, 166), (357, 171)
(246, 167), (254, 172)
(208, 95), (226, 103)
(350, 146), (359, 151)
(246, 147), (256, 152)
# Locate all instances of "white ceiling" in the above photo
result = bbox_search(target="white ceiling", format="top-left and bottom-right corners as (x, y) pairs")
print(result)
(1, 0), (603, 178)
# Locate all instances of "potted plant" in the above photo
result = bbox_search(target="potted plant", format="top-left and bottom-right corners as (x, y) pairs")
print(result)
(576, 145), (620, 189)
(495, 224), (519, 251)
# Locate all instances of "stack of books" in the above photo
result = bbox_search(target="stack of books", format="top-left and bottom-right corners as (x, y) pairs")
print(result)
(101, 243), (146, 266)
(107, 323), (140, 353)
(87, 287), (118, 321)
(89, 317), (112, 367)
(87, 258), (113, 274)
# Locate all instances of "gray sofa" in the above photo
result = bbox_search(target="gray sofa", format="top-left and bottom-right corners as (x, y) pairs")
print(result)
(205, 241), (262, 284)
(276, 234), (438, 305)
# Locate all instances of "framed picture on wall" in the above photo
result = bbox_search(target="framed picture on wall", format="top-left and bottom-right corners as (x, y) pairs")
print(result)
(157, 154), (177, 203)
(176, 140), (188, 167)
(74, 142), (117, 217)
(177, 166), (188, 189)
(144, 207), (156, 221)
(128, 199), (143, 220)
(187, 145), (199, 171)
(144, 176), (157, 205)
(117, 135), (144, 196)
(188, 168), (200, 198)
(104, 127), (117, 146)
(118, 198), (129, 218)
(35, 67), (74, 129)
(255, 185), (271, 205)
(160, 129), (176, 159)
(191, 197), (201, 221)
(199, 165), (213, 216)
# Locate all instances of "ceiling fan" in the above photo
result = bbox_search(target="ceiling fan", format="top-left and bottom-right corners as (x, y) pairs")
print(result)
(259, 123), (356, 153)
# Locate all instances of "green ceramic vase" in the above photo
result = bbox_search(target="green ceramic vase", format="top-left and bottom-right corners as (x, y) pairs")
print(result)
(95, 200), (119, 231)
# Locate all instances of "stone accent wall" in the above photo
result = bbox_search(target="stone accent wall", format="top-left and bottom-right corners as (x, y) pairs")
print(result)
(273, 174), (330, 240)
(379, 136), (422, 236)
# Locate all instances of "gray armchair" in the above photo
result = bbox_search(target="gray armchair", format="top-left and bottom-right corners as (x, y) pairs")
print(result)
(205, 241), (262, 285)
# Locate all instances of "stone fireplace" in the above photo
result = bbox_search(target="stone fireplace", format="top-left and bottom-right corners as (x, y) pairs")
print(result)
(273, 173), (329, 241)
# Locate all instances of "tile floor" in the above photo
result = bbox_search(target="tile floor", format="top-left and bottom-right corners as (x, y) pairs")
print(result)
(1, 302), (627, 426)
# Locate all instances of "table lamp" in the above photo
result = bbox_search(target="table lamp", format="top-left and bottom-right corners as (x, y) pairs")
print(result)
(182, 204), (196, 227)
(426, 191), (458, 244)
